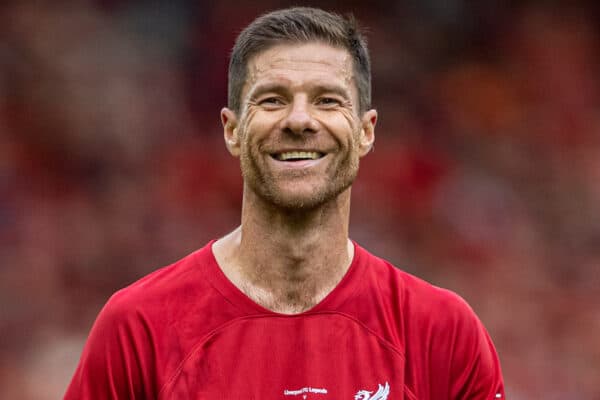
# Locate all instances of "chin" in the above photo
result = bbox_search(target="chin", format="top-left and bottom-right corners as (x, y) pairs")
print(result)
(241, 156), (359, 212)
(272, 194), (329, 212)
(256, 181), (353, 212)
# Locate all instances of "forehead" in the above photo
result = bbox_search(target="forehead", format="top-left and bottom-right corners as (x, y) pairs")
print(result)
(245, 42), (355, 93)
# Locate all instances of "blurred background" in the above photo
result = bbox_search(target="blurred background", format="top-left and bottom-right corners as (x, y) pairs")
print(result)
(1, 0), (599, 398)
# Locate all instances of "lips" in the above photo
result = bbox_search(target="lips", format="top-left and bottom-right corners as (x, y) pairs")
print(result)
(272, 151), (325, 161)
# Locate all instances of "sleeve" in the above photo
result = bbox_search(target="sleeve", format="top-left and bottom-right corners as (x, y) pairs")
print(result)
(63, 292), (157, 399)
(446, 296), (505, 400)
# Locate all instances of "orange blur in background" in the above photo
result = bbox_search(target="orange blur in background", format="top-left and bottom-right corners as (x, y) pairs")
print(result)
(0, 1), (599, 398)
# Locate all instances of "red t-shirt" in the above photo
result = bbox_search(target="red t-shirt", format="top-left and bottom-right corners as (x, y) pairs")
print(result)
(64, 241), (505, 399)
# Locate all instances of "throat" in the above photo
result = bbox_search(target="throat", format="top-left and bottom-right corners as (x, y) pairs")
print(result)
(213, 227), (355, 315)
(241, 280), (324, 314)
(235, 241), (355, 314)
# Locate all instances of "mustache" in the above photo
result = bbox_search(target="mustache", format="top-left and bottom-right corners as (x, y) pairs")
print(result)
(236, 128), (360, 153)
(249, 136), (335, 153)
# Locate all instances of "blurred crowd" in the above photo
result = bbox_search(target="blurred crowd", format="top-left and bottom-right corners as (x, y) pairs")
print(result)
(0, 1), (598, 398)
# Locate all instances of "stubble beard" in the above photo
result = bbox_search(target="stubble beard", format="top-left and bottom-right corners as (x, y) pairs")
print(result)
(239, 131), (361, 212)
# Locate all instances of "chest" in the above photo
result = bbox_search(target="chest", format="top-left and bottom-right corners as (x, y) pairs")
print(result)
(158, 314), (414, 399)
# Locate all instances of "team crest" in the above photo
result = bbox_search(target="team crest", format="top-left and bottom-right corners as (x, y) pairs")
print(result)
(354, 382), (390, 400)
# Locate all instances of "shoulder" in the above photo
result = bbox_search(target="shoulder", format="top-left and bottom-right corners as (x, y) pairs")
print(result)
(357, 245), (475, 326)
(65, 242), (243, 398)
(398, 268), (504, 397)
(105, 243), (215, 316)
(355, 245), (504, 396)
(83, 242), (226, 353)
(398, 267), (477, 328)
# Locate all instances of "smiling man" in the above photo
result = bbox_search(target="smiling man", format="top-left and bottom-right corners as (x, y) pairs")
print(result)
(65, 7), (505, 399)
(222, 41), (374, 214)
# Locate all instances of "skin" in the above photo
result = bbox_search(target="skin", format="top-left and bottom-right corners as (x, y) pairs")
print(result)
(214, 42), (377, 314)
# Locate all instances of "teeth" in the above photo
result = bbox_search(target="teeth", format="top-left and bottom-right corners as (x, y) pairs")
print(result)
(276, 151), (322, 161)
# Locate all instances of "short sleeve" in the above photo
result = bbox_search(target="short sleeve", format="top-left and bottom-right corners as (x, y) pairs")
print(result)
(447, 297), (505, 400)
(63, 291), (157, 399)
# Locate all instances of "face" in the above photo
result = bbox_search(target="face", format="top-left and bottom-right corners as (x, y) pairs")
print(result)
(222, 42), (377, 211)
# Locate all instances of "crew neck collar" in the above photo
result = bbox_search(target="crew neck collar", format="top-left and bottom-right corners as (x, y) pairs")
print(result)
(202, 240), (367, 316)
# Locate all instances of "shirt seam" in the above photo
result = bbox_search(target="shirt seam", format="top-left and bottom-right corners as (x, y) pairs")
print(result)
(157, 310), (406, 398)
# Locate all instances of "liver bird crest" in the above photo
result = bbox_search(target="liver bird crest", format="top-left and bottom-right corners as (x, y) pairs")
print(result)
(354, 382), (390, 400)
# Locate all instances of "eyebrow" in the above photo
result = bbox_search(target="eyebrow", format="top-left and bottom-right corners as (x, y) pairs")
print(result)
(312, 83), (352, 100)
(248, 83), (291, 100)
(248, 81), (352, 101)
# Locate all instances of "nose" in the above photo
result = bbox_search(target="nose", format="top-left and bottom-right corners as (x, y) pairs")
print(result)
(280, 95), (319, 135)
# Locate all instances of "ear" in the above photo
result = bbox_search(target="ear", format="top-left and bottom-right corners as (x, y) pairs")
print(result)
(358, 109), (377, 157)
(221, 107), (240, 157)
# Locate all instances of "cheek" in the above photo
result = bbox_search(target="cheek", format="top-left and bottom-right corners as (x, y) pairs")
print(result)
(242, 110), (282, 145)
(318, 112), (358, 145)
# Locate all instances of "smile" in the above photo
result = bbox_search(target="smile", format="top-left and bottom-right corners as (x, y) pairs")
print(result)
(272, 151), (325, 161)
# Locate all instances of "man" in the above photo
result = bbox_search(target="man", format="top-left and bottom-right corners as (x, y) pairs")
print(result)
(65, 7), (505, 399)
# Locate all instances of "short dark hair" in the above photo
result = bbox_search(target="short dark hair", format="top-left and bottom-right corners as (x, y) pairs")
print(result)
(227, 7), (371, 115)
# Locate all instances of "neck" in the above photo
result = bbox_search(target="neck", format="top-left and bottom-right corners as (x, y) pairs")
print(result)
(213, 188), (354, 314)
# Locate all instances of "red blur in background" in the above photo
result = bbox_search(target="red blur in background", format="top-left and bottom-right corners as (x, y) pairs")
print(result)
(1, 1), (599, 399)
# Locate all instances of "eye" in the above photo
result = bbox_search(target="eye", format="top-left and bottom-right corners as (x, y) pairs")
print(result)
(259, 97), (285, 108)
(316, 97), (341, 107)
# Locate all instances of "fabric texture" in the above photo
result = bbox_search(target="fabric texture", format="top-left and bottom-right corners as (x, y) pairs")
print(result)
(64, 241), (505, 399)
